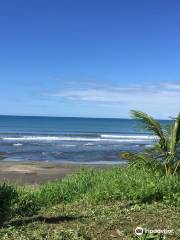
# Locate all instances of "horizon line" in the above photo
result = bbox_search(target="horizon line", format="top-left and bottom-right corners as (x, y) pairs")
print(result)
(0, 114), (170, 121)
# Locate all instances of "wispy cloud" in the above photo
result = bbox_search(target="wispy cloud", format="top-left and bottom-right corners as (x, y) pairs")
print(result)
(160, 82), (180, 90)
(45, 81), (180, 119)
(46, 82), (180, 103)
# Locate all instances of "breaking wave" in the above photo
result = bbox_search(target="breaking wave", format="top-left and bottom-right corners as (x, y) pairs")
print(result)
(2, 133), (156, 143)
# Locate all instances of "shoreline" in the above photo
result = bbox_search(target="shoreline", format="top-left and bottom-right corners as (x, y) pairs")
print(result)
(0, 160), (116, 185)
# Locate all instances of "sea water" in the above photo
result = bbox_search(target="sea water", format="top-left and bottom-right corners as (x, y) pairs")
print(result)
(0, 116), (170, 164)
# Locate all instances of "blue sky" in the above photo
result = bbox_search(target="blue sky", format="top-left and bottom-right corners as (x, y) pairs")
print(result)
(0, 0), (180, 119)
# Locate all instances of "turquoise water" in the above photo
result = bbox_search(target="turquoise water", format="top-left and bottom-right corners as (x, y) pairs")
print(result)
(0, 116), (170, 164)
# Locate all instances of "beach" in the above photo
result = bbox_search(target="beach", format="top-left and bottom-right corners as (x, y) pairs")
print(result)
(0, 161), (82, 185)
(0, 160), (110, 185)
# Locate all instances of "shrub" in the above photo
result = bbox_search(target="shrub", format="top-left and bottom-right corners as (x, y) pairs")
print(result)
(0, 183), (18, 225)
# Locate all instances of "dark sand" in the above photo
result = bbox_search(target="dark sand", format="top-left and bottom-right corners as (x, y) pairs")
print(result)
(0, 160), (111, 185)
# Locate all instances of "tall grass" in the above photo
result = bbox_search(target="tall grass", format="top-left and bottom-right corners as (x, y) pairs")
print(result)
(37, 169), (96, 204)
(36, 161), (180, 206)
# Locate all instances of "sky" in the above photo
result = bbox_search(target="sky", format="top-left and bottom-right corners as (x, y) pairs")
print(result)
(0, 0), (180, 119)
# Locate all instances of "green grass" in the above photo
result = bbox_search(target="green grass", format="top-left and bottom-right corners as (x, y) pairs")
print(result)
(1, 160), (180, 239)
(1, 201), (180, 239)
(35, 161), (180, 206)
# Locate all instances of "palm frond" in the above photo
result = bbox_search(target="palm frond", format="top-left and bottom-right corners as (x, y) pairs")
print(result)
(131, 110), (167, 151)
(174, 113), (180, 143)
(169, 113), (180, 156)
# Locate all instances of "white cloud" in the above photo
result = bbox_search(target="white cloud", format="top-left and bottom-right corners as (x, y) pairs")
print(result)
(161, 82), (180, 90)
(45, 81), (180, 119)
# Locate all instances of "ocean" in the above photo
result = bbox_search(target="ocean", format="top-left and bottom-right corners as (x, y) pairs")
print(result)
(0, 116), (170, 164)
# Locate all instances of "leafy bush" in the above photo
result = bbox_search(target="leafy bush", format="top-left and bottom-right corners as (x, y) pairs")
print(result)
(0, 183), (18, 225)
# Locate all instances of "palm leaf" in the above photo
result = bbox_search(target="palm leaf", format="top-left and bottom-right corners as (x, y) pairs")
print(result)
(169, 113), (180, 156)
(131, 110), (167, 151)
(174, 113), (180, 143)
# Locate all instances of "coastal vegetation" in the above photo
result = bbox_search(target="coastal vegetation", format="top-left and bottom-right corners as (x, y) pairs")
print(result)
(1, 161), (180, 239)
(131, 110), (180, 176)
(0, 111), (180, 239)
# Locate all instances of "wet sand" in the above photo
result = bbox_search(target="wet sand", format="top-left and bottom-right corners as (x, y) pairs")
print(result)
(0, 160), (111, 185)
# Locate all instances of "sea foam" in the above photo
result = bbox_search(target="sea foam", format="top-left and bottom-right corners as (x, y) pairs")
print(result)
(3, 134), (155, 142)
